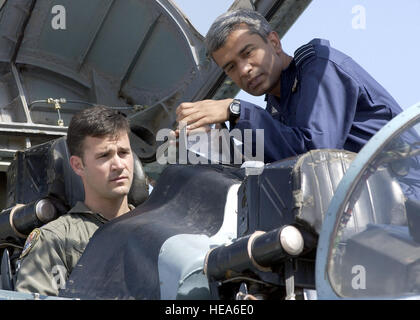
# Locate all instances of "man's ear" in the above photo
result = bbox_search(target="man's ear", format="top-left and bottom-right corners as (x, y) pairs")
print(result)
(267, 31), (282, 54)
(69, 155), (84, 177)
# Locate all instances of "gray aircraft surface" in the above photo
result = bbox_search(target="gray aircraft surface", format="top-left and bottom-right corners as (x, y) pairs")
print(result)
(0, 0), (420, 300)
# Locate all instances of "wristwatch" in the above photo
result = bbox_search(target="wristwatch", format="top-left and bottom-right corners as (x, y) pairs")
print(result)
(228, 99), (241, 123)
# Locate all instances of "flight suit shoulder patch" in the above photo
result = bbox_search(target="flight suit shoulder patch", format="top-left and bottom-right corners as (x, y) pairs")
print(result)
(20, 228), (41, 259)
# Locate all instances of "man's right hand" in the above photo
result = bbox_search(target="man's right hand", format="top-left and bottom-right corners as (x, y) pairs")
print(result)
(175, 99), (233, 132)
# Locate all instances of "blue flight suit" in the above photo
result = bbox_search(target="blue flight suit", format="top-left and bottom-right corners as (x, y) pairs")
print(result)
(234, 38), (403, 163)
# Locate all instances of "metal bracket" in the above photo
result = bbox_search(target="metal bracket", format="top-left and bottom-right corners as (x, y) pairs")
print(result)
(47, 98), (66, 126)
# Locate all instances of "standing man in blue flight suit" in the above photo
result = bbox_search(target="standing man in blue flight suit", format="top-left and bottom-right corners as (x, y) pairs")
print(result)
(176, 8), (403, 163)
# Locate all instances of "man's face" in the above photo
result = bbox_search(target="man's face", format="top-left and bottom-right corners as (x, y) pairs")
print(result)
(71, 131), (134, 202)
(212, 24), (283, 96)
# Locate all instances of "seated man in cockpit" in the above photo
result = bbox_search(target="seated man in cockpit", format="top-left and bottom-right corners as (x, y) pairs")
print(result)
(15, 105), (135, 296)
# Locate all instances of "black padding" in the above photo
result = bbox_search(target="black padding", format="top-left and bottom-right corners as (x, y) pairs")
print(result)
(128, 153), (149, 207)
(60, 164), (244, 299)
(48, 137), (84, 208)
(6, 137), (84, 211)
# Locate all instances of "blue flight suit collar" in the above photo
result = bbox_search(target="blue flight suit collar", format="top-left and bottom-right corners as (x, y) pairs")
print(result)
(265, 38), (329, 119)
(307, 38), (330, 47)
(264, 59), (296, 121)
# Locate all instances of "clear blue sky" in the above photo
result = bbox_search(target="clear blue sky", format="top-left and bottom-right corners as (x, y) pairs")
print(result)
(173, 0), (420, 110)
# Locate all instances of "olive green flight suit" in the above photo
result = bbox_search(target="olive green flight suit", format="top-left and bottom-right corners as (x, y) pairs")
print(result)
(14, 201), (132, 296)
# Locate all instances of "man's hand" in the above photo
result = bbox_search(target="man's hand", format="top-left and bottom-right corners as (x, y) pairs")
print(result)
(175, 98), (233, 131)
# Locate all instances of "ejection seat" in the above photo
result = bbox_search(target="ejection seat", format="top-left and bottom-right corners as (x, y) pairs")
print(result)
(0, 136), (149, 290)
(6, 136), (149, 213)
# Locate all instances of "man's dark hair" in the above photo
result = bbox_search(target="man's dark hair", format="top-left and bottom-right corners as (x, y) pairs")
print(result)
(66, 105), (130, 158)
(205, 8), (272, 58)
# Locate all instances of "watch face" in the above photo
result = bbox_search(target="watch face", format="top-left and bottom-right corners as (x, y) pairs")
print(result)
(230, 101), (241, 114)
